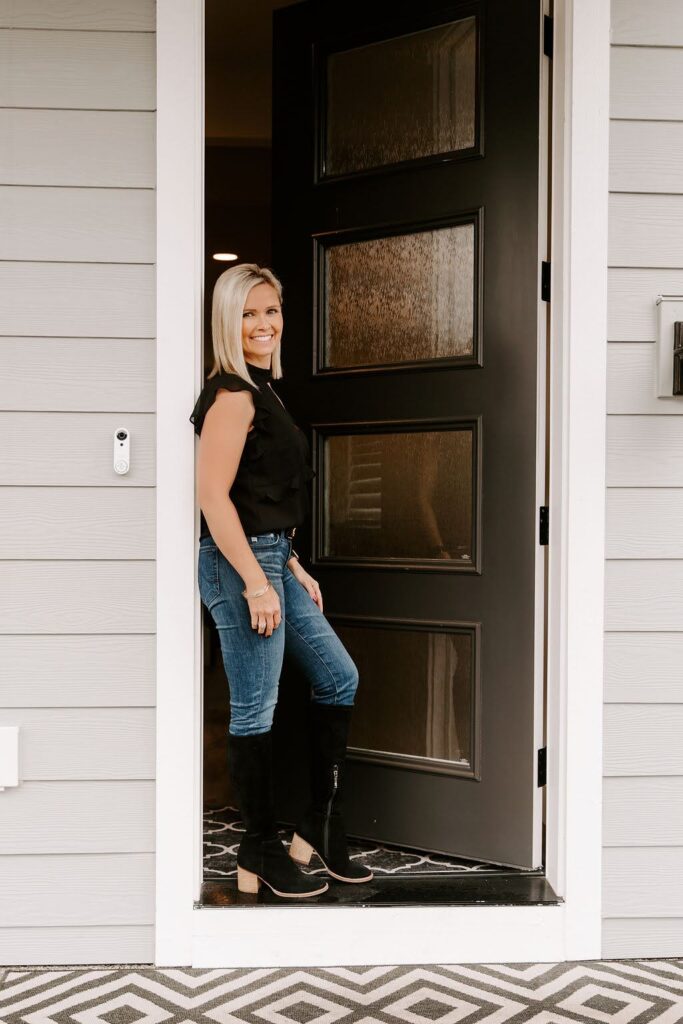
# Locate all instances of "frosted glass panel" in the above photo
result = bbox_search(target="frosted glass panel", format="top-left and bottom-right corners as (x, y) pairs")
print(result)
(325, 16), (476, 176)
(323, 428), (474, 562)
(337, 623), (474, 769)
(323, 223), (474, 369)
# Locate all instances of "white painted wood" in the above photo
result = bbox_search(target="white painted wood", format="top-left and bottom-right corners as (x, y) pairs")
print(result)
(0, 854), (154, 926)
(0, 338), (155, 411)
(0, 110), (155, 188)
(0, 561), (155, 633)
(604, 633), (683, 703)
(607, 416), (683, 485)
(606, 343), (683, 415)
(192, 905), (567, 968)
(606, 489), (683, 557)
(0, 30), (155, 109)
(0, 262), (155, 338)
(609, 194), (683, 269)
(603, 848), (683, 917)
(1, 780), (155, 852)
(604, 705), (683, 776)
(0, 1), (155, 31)
(0, 634), (156, 707)
(605, 560), (683, 630)
(0, 708), (155, 779)
(602, 918), (683, 959)
(610, 46), (683, 121)
(0, 487), (155, 558)
(0, 413), (154, 485)
(0, 926), (154, 967)
(0, 187), (155, 263)
(603, 777), (683, 846)
(155, 0), (205, 968)
(609, 268), (683, 342)
(609, 121), (683, 195)
(610, 0), (683, 46)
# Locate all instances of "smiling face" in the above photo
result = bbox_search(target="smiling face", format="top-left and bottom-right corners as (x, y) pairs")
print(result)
(241, 282), (283, 369)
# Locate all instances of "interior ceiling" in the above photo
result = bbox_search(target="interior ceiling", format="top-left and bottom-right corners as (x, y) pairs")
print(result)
(205, 0), (299, 143)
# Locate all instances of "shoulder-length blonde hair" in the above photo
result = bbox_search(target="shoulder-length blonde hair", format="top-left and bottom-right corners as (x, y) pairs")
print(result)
(207, 263), (284, 385)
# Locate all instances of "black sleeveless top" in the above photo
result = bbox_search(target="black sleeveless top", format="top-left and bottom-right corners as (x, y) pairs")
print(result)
(189, 361), (316, 538)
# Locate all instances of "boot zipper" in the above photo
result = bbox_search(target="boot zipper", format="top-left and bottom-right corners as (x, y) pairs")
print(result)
(323, 763), (339, 861)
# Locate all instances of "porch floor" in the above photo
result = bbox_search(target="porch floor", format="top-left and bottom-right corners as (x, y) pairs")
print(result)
(2, 959), (681, 1020)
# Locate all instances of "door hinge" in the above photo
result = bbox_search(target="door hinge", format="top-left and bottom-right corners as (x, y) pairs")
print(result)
(541, 261), (551, 302)
(537, 747), (547, 787)
(543, 15), (553, 59)
(539, 505), (549, 545)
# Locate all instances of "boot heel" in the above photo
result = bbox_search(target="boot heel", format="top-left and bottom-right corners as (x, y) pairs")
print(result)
(237, 866), (261, 893)
(289, 832), (314, 865)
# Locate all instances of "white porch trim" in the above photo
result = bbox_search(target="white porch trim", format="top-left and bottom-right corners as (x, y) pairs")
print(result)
(155, 0), (609, 966)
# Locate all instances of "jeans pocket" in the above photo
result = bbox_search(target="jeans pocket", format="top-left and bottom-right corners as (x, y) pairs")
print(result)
(198, 544), (220, 609)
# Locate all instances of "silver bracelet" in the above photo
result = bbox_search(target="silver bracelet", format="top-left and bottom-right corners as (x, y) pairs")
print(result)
(241, 579), (272, 600)
(288, 548), (300, 562)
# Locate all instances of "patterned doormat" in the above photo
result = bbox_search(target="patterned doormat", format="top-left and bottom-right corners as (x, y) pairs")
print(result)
(1, 960), (682, 1023)
(204, 805), (506, 879)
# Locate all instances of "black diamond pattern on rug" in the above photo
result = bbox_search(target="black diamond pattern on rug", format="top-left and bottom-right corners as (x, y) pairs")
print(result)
(204, 806), (501, 878)
(1, 961), (682, 1024)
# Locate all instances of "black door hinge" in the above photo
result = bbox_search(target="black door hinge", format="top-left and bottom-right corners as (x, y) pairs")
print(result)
(541, 261), (551, 302)
(543, 15), (553, 59)
(537, 747), (547, 787)
(539, 505), (549, 545)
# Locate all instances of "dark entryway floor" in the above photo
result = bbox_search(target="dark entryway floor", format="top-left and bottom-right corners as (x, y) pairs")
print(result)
(201, 804), (558, 908)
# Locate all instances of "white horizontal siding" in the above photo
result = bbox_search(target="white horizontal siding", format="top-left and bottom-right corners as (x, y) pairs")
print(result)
(0, 634), (155, 707)
(0, 854), (154, 927)
(604, 633), (683, 703)
(0, 338), (156, 411)
(0, 487), (155, 558)
(610, 46), (683, 121)
(611, 0), (683, 45)
(0, 29), (155, 109)
(0, 1), (155, 31)
(0, 562), (155, 633)
(0, 926), (154, 967)
(0, 186), (155, 263)
(607, 343), (683, 414)
(0, 413), (155, 485)
(1, 781), (155, 852)
(0, 262), (155, 337)
(603, 0), (683, 958)
(0, 110), (156, 187)
(0, 0), (156, 965)
(604, 777), (683, 846)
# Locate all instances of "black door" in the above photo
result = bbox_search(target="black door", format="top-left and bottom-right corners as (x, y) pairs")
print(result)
(272, 0), (545, 869)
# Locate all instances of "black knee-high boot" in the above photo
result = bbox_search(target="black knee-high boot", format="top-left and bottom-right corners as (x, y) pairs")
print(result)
(289, 703), (373, 883)
(227, 730), (329, 898)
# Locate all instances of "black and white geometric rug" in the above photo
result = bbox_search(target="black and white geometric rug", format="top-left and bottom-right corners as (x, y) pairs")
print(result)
(204, 805), (502, 879)
(1, 959), (682, 1023)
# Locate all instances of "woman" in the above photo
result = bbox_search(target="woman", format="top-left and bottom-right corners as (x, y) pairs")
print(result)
(190, 263), (373, 899)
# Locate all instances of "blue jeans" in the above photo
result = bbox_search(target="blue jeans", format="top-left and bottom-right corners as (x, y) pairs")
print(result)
(198, 530), (359, 736)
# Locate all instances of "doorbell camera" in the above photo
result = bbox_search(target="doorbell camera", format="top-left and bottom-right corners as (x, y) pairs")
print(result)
(114, 427), (130, 475)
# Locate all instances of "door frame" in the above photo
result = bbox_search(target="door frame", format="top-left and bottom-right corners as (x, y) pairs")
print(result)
(155, 0), (608, 965)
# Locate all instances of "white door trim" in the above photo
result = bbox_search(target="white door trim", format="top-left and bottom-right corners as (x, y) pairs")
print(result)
(155, 0), (608, 966)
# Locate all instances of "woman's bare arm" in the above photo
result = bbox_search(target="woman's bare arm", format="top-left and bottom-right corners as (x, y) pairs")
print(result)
(197, 388), (269, 592)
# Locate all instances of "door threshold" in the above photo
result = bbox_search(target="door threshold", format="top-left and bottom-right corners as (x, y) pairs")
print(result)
(198, 871), (560, 908)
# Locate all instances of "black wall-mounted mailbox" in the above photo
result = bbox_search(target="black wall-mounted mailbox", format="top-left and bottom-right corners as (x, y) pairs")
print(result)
(674, 322), (683, 396)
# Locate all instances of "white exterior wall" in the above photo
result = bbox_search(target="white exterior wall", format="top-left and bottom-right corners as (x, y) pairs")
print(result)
(0, 1), (157, 965)
(602, 0), (683, 958)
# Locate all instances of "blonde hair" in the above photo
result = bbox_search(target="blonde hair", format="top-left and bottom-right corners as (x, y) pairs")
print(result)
(207, 263), (284, 385)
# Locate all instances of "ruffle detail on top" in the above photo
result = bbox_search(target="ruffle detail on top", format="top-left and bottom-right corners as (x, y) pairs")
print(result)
(189, 370), (316, 515)
(189, 372), (261, 438)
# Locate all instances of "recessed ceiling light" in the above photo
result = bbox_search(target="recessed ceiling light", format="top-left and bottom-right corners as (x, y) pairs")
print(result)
(213, 252), (238, 261)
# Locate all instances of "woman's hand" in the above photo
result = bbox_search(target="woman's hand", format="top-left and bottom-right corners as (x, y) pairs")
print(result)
(246, 585), (282, 637)
(289, 558), (323, 611)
